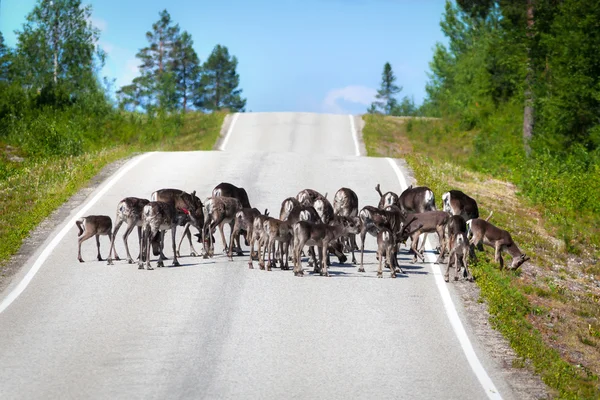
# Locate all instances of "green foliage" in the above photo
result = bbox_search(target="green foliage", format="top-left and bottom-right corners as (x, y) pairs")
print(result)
(119, 9), (182, 113)
(172, 31), (201, 112)
(535, 0), (600, 151)
(195, 44), (246, 112)
(13, 0), (105, 97)
(370, 62), (402, 115)
(0, 32), (12, 81)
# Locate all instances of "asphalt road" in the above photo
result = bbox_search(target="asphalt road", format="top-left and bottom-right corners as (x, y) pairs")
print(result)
(0, 112), (519, 399)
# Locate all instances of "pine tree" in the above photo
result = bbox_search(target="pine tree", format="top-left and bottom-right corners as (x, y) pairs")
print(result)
(370, 62), (402, 115)
(194, 44), (246, 112)
(0, 32), (12, 81)
(118, 9), (180, 113)
(172, 31), (201, 112)
(14, 0), (104, 95)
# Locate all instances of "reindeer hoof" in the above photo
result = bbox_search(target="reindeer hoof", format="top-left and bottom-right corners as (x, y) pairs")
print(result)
(78, 258), (84, 263)
(391, 273), (397, 278)
(157, 261), (164, 268)
(172, 260), (180, 267)
(138, 264), (144, 270)
(377, 272), (383, 278)
(248, 263), (254, 269)
(127, 258), (134, 264)
(444, 275), (449, 282)
(107, 259), (113, 266)
(358, 267), (365, 273)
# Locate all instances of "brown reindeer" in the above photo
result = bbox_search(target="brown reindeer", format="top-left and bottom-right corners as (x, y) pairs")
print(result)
(292, 216), (361, 277)
(212, 182), (252, 253)
(202, 196), (243, 257)
(374, 183), (399, 209)
(468, 218), (530, 271)
(138, 201), (181, 270)
(76, 215), (113, 262)
(357, 205), (405, 273)
(107, 197), (150, 265)
(333, 187), (360, 258)
(151, 188), (204, 258)
(402, 211), (449, 264)
(227, 207), (268, 260)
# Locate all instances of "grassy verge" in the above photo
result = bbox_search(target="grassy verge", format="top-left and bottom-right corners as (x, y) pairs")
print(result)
(362, 114), (600, 399)
(0, 111), (227, 272)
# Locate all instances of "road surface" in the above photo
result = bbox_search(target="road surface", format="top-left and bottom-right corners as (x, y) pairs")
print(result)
(0, 112), (521, 399)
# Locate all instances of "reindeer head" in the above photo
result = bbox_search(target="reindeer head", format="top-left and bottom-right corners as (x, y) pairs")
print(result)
(510, 253), (530, 270)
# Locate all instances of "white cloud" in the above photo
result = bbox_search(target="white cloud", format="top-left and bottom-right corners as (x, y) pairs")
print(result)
(322, 85), (377, 114)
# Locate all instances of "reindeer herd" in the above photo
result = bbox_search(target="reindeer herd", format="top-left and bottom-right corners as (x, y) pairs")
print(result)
(75, 182), (530, 281)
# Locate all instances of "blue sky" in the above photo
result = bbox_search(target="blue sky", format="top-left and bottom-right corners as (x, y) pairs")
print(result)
(1, 0), (449, 114)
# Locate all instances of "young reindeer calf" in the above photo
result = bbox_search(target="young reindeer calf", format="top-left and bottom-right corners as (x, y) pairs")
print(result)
(468, 218), (530, 271)
(292, 216), (361, 277)
(76, 215), (113, 263)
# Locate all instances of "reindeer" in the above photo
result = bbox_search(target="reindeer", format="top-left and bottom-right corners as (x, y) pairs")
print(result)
(106, 197), (149, 265)
(213, 182), (252, 254)
(333, 187), (360, 257)
(398, 184), (437, 253)
(441, 215), (473, 282)
(292, 215), (361, 277)
(468, 218), (530, 271)
(201, 196), (243, 258)
(138, 201), (181, 270)
(248, 211), (272, 270)
(76, 215), (113, 263)
(296, 188), (327, 207)
(402, 210), (449, 264)
(151, 188), (204, 258)
(374, 183), (399, 209)
(262, 217), (294, 271)
(442, 190), (479, 221)
(279, 197), (301, 221)
(358, 205), (405, 273)
(445, 231), (472, 282)
(227, 207), (268, 261)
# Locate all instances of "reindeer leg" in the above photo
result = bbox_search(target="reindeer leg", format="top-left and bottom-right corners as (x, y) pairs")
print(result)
(495, 242), (504, 270)
(107, 220), (123, 265)
(463, 251), (473, 281)
(77, 230), (95, 263)
(218, 222), (228, 253)
(144, 227), (154, 270)
(95, 234), (104, 261)
(359, 229), (367, 272)
(377, 247), (384, 278)
(321, 242), (329, 277)
(156, 231), (166, 268)
(170, 226), (180, 267)
(119, 222), (136, 263)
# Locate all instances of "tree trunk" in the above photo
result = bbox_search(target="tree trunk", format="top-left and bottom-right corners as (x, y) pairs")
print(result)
(53, 3), (59, 84)
(523, 0), (535, 156)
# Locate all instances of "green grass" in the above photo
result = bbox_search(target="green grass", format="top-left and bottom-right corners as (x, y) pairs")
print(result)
(362, 113), (600, 399)
(0, 110), (227, 271)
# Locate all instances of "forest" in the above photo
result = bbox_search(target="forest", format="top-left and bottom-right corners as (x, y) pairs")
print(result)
(370, 0), (600, 251)
(0, 0), (245, 161)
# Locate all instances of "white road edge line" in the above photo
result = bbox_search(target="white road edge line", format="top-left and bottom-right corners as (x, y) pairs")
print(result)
(348, 114), (361, 157)
(219, 112), (240, 151)
(0, 151), (156, 315)
(385, 157), (503, 400)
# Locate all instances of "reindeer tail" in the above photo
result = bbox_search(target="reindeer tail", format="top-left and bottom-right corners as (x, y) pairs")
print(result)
(76, 218), (85, 237)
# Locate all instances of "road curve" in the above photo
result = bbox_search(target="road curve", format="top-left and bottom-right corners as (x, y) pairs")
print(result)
(0, 112), (519, 399)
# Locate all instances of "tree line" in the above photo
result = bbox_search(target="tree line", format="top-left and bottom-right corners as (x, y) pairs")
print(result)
(116, 9), (246, 114)
(369, 0), (600, 161)
(0, 0), (245, 118)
